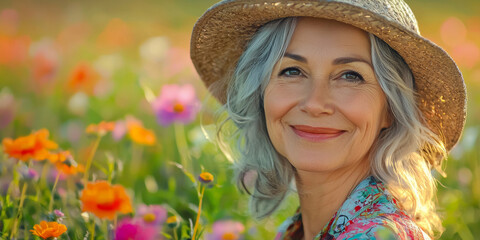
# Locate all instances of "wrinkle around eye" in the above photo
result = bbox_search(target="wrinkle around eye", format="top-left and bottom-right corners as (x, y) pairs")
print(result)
(278, 67), (304, 77)
(339, 71), (364, 83)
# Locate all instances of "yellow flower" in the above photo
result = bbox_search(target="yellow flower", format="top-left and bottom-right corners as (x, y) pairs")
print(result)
(30, 221), (67, 239)
(198, 172), (214, 184)
(143, 213), (156, 223)
(222, 232), (239, 240)
(166, 215), (179, 228)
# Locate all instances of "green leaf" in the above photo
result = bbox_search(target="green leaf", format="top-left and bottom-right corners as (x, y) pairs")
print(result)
(170, 162), (196, 185)
(161, 232), (173, 239)
(180, 223), (191, 240)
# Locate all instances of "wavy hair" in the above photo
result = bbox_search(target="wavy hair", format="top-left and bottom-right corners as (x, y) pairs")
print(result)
(215, 17), (447, 238)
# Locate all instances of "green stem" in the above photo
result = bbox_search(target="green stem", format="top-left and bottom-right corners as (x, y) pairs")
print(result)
(174, 123), (191, 173)
(6, 161), (21, 203)
(48, 171), (61, 212)
(83, 135), (102, 184)
(130, 143), (143, 177)
(39, 162), (49, 190)
(10, 182), (28, 239)
(173, 227), (179, 240)
(103, 220), (110, 240)
(191, 186), (205, 240)
(90, 217), (96, 240)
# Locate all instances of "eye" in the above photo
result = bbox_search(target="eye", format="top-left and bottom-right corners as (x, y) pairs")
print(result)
(279, 67), (303, 77)
(340, 71), (364, 82)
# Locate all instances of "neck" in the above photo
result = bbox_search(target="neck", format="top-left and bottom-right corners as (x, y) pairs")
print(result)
(295, 160), (370, 240)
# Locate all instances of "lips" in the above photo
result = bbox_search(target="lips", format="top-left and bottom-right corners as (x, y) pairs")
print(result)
(291, 125), (345, 141)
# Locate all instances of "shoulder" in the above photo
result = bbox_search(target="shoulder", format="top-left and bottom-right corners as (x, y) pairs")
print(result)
(337, 214), (431, 240)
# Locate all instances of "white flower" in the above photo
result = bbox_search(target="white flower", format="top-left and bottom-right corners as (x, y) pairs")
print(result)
(68, 92), (89, 116)
(139, 36), (169, 63)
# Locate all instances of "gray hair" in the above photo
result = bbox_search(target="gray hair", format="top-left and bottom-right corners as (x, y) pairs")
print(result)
(216, 17), (446, 238)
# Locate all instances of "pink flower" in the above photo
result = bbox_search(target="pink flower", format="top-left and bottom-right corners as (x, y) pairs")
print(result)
(205, 220), (245, 240)
(0, 88), (15, 129)
(114, 218), (158, 240)
(165, 47), (195, 78)
(152, 84), (200, 126)
(0, 9), (19, 35)
(440, 17), (466, 47)
(112, 120), (127, 141)
(30, 39), (60, 84)
(136, 204), (167, 226)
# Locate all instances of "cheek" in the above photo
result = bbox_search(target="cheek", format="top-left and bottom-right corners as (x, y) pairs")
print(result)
(336, 88), (387, 136)
(263, 84), (299, 125)
(263, 84), (299, 155)
(263, 87), (284, 140)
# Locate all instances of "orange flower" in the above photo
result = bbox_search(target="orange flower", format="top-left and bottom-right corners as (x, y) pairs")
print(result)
(97, 18), (133, 50)
(56, 162), (85, 175)
(47, 150), (71, 164)
(47, 150), (84, 175)
(0, 35), (30, 66)
(2, 129), (58, 161)
(127, 123), (156, 146)
(67, 62), (99, 95)
(30, 221), (67, 239)
(86, 121), (115, 136)
(80, 181), (132, 220)
(55, 156), (85, 175)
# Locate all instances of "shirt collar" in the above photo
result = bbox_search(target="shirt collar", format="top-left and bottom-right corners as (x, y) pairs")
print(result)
(316, 176), (386, 238)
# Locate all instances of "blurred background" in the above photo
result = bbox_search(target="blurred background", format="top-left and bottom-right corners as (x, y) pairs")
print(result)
(0, 0), (478, 239)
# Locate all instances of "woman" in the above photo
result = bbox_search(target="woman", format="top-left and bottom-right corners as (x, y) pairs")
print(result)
(191, 0), (466, 239)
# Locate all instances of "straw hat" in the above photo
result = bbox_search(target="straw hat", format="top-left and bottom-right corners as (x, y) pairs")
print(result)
(190, 0), (466, 152)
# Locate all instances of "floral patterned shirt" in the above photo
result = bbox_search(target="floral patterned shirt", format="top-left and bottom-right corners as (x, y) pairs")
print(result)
(275, 176), (430, 240)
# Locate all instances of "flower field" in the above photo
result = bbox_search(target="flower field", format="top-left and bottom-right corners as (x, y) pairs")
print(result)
(0, 0), (479, 239)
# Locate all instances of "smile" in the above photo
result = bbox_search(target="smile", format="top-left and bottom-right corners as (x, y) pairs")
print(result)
(291, 125), (346, 142)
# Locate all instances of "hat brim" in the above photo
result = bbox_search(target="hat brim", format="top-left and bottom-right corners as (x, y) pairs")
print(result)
(190, 0), (466, 152)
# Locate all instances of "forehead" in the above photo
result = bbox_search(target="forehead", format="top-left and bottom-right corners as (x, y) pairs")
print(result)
(287, 17), (371, 58)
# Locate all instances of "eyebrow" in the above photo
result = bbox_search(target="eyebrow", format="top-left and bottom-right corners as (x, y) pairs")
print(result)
(283, 52), (372, 67)
(284, 52), (307, 63)
(332, 57), (372, 67)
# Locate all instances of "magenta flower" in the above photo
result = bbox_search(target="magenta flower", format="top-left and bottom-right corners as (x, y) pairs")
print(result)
(136, 204), (167, 226)
(205, 220), (245, 240)
(114, 218), (158, 240)
(18, 165), (39, 182)
(54, 209), (65, 218)
(152, 84), (200, 126)
(48, 168), (67, 183)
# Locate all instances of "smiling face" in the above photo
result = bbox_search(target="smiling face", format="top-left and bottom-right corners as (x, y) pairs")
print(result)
(264, 17), (390, 175)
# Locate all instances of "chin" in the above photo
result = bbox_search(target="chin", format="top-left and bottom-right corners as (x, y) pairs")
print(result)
(288, 154), (346, 173)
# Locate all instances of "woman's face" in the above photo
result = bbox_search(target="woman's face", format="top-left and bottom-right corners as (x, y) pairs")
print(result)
(264, 17), (390, 174)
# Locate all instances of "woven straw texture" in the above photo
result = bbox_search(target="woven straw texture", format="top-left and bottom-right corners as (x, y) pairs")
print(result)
(190, 0), (466, 152)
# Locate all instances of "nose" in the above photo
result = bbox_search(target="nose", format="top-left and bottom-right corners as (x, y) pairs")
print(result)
(299, 81), (335, 116)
